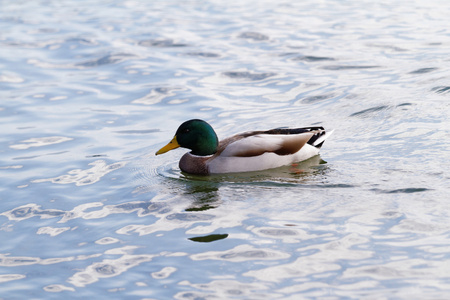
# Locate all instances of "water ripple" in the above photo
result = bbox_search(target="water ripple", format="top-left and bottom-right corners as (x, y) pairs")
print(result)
(138, 39), (188, 48)
(291, 55), (335, 62)
(37, 226), (71, 237)
(349, 105), (390, 117)
(238, 31), (270, 41)
(0, 199), (161, 223)
(43, 284), (75, 293)
(9, 136), (73, 150)
(175, 280), (274, 299)
(409, 67), (438, 74)
(31, 160), (127, 186)
(2, 0), (450, 298)
(151, 266), (177, 279)
(132, 87), (186, 105)
(191, 245), (290, 262)
(76, 53), (138, 68)
(0, 274), (26, 283)
(244, 233), (372, 282)
(432, 86), (450, 94)
(222, 71), (277, 81)
(67, 254), (154, 287)
(322, 65), (379, 70)
(373, 187), (431, 194)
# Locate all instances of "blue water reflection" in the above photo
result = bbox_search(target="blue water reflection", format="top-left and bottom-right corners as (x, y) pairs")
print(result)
(1, 0), (450, 298)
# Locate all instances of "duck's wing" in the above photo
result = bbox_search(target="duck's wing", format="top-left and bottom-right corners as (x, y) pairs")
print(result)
(263, 127), (330, 148)
(218, 128), (325, 158)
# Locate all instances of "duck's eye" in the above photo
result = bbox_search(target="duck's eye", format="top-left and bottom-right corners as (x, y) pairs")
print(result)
(184, 128), (190, 133)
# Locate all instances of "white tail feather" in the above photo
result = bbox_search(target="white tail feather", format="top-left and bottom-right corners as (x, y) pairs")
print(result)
(313, 129), (334, 147)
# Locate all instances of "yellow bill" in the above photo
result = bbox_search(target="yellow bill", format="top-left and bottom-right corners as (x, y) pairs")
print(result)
(155, 136), (180, 155)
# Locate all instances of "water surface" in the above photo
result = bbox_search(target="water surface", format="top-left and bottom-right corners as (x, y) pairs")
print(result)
(1, 0), (450, 299)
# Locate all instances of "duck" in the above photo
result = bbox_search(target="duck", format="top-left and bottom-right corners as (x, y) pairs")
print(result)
(155, 119), (333, 175)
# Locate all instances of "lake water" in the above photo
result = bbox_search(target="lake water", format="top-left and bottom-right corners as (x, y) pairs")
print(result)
(1, 0), (450, 299)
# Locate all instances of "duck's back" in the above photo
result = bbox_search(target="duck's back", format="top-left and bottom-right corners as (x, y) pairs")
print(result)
(206, 127), (331, 174)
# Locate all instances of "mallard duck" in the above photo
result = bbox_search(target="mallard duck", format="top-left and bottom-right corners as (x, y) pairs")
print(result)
(155, 119), (333, 175)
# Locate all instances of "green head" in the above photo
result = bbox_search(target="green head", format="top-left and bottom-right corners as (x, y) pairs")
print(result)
(156, 119), (219, 156)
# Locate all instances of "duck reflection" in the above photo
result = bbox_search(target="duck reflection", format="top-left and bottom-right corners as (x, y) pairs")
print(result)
(189, 234), (229, 243)
(182, 180), (222, 212)
(179, 155), (327, 212)
(156, 155), (328, 244)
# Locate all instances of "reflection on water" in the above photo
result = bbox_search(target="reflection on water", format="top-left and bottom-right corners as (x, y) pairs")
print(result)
(178, 155), (327, 184)
(32, 160), (127, 186)
(9, 136), (73, 150)
(67, 252), (155, 288)
(184, 182), (221, 212)
(189, 234), (228, 243)
(1, 0), (450, 298)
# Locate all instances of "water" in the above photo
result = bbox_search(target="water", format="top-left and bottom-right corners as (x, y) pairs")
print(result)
(1, 0), (450, 298)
